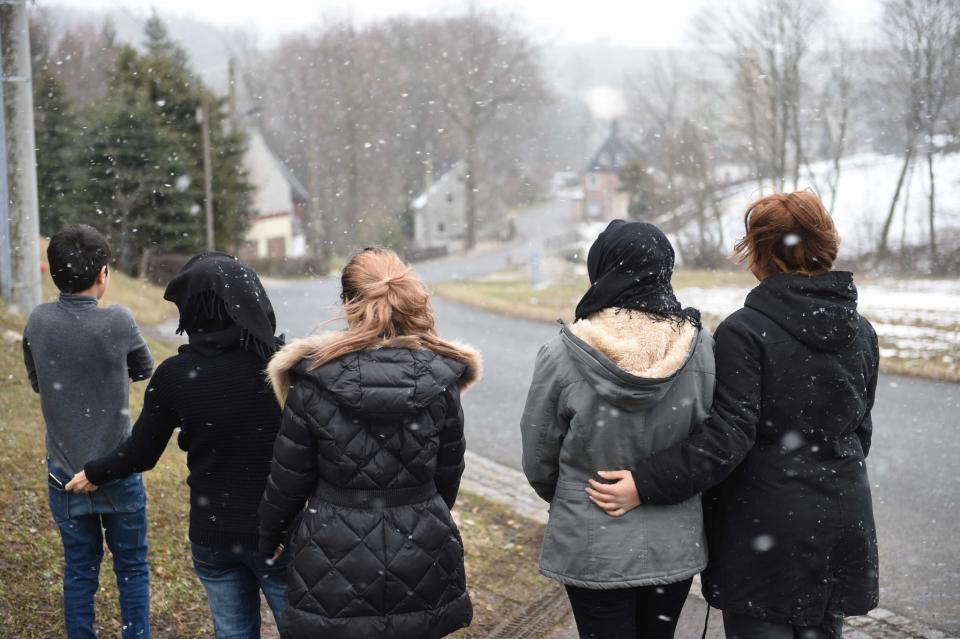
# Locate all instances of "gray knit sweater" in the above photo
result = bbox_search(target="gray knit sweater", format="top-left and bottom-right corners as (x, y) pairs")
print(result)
(23, 293), (154, 475)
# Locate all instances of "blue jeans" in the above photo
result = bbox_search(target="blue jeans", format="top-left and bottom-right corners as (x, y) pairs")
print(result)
(191, 543), (289, 639)
(48, 462), (150, 639)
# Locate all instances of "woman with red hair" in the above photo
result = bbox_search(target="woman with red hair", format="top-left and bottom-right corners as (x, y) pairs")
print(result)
(590, 191), (880, 638)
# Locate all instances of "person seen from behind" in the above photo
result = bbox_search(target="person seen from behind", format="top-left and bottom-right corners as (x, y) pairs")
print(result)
(589, 191), (881, 639)
(258, 247), (480, 639)
(23, 224), (154, 639)
(520, 220), (715, 639)
(66, 252), (287, 638)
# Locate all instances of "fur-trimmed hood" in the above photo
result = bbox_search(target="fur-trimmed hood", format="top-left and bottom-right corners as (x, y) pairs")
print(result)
(560, 308), (703, 412)
(267, 331), (482, 407)
(569, 308), (696, 379)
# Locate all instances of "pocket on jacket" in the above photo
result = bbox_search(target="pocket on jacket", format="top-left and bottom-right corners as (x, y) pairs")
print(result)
(830, 433), (864, 458)
(541, 480), (593, 577)
(638, 498), (707, 572)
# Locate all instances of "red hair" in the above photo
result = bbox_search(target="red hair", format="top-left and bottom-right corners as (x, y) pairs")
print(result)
(734, 191), (840, 276)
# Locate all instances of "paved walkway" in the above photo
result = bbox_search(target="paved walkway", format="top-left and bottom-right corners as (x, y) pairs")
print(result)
(462, 452), (958, 639)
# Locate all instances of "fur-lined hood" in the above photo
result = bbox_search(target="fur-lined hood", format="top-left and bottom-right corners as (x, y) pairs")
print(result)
(569, 308), (697, 379)
(267, 331), (482, 407)
(560, 308), (704, 412)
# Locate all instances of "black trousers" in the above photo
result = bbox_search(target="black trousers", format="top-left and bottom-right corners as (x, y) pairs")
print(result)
(565, 578), (693, 639)
(722, 610), (843, 639)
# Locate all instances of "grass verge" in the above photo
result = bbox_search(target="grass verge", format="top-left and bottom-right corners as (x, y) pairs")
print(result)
(0, 276), (556, 637)
(433, 268), (959, 383)
(451, 495), (554, 638)
(432, 268), (756, 325)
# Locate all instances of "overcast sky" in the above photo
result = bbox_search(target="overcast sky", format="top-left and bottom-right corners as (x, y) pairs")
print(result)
(46, 0), (883, 48)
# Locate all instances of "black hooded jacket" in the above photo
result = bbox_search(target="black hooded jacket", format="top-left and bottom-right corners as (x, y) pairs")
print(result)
(85, 253), (282, 551)
(259, 334), (481, 639)
(632, 271), (880, 624)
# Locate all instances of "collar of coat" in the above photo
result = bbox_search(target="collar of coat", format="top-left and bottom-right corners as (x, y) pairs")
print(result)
(266, 331), (482, 406)
(569, 308), (696, 379)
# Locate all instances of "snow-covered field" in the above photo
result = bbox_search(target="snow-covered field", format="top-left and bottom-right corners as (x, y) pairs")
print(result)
(676, 278), (960, 373)
(694, 152), (960, 258)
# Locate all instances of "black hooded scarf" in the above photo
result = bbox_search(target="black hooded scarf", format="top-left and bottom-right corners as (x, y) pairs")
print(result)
(164, 252), (280, 360)
(575, 219), (700, 325)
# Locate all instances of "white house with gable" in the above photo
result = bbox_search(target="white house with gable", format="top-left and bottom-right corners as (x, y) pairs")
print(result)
(241, 128), (309, 259)
(411, 161), (506, 253)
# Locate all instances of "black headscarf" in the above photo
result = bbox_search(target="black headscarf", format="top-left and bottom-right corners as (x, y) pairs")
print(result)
(574, 220), (700, 326)
(164, 252), (280, 360)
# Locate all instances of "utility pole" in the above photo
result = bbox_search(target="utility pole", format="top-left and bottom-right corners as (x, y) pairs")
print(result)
(226, 57), (237, 133)
(0, 1), (40, 313)
(197, 98), (214, 251)
(0, 21), (12, 304)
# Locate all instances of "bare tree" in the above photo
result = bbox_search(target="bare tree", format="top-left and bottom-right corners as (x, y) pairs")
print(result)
(816, 34), (855, 211)
(240, 10), (550, 255)
(693, 0), (824, 192)
(624, 52), (729, 266)
(876, 0), (960, 268)
(430, 8), (549, 249)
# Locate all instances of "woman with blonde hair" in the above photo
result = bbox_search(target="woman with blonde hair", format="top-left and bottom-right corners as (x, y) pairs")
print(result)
(258, 247), (480, 639)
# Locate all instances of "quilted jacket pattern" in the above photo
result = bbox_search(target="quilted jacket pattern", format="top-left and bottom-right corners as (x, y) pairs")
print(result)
(260, 338), (480, 639)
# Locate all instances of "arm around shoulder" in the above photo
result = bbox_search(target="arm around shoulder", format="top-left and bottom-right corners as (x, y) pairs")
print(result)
(632, 315), (761, 505)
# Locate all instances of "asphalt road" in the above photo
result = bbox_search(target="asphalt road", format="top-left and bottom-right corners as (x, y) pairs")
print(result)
(245, 198), (959, 634)
(261, 277), (960, 635)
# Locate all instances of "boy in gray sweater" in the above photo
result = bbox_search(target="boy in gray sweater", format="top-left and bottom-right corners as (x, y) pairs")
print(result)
(23, 224), (153, 639)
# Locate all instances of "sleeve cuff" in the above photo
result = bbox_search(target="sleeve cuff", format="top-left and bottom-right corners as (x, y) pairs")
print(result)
(129, 367), (153, 381)
(84, 460), (108, 486)
(631, 467), (673, 506)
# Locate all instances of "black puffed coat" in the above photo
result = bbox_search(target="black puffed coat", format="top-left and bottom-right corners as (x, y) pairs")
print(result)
(632, 271), (880, 625)
(259, 333), (481, 639)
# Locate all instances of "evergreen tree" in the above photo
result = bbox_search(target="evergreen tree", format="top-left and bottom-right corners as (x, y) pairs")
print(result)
(80, 14), (252, 270)
(619, 160), (662, 220)
(85, 46), (195, 270)
(143, 10), (189, 70)
(140, 13), (252, 250)
(32, 33), (87, 235)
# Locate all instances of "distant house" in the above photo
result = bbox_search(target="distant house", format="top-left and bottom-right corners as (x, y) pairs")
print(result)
(580, 121), (643, 221)
(410, 161), (506, 252)
(240, 129), (309, 260)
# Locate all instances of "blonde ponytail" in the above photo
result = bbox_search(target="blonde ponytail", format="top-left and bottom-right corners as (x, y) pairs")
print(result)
(305, 248), (474, 373)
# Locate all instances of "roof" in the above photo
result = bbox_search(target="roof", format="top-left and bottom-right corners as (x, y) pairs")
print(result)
(271, 153), (309, 203)
(244, 127), (309, 213)
(587, 121), (643, 173)
(412, 161), (466, 210)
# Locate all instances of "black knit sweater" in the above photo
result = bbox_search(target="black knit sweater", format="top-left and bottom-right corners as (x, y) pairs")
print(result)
(85, 344), (282, 551)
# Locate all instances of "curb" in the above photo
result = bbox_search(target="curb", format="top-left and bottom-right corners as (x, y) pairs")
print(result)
(460, 451), (957, 639)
